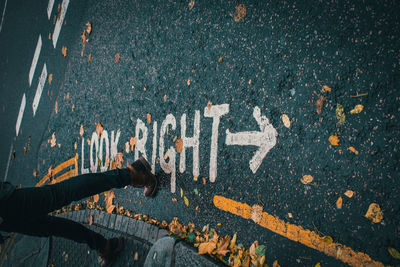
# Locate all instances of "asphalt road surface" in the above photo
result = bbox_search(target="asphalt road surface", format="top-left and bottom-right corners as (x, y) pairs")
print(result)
(1, 0), (399, 266)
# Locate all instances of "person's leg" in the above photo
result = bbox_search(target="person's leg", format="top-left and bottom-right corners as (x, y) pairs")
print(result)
(0, 168), (131, 220)
(0, 215), (107, 250)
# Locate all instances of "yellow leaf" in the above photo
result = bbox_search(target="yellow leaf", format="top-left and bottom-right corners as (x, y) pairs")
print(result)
(315, 263), (321, 267)
(348, 146), (359, 154)
(300, 175), (314, 184)
(184, 196), (189, 206)
(336, 196), (343, 209)
(48, 73), (53, 85)
(146, 113), (151, 124)
(230, 233), (237, 249)
(61, 46), (67, 57)
(281, 114), (291, 128)
(336, 104), (345, 124)
(388, 247), (400, 259)
(329, 135), (339, 146)
(175, 138), (183, 154)
(350, 104), (364, 114)
(344, 190), (354, 198)
(365, 203), (383, 223)
(180, 188), (183, 198)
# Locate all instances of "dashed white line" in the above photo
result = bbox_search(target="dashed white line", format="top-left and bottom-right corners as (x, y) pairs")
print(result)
(32, 64), (47, 116)
(47, 0), (55, 20)
(0, 0), (8, 33)
(52, 0), (69, 48)
(16, 93), (26, 136)
(29, 35), (42, 86)
(3, 143), (13, 181)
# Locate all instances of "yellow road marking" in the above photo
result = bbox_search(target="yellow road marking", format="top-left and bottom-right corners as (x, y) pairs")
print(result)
(213, 195), (384, 267)
(36, 153), (78, 187)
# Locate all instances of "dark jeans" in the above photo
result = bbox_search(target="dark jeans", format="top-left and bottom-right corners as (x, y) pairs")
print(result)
(0, 168), (131, 250)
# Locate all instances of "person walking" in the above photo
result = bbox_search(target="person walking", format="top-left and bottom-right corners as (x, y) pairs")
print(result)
(0, 156), (158, 267)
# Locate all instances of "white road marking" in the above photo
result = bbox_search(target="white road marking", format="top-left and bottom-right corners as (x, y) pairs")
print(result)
(225, 106), (277, 173)
(99, 130), (109, 172)
(52, 0), (69, 48)
(16, 93), (26, 136)
(159, 114), (177, 193)
(89, 132), (99, 173)
(32, 63), (47, 116)
(3, 143), (13, 181)
(47, 0), (55, 20)
(179, 111), (200, 177)
(29, 35), (42, 86)
(204, 104), (229, 182)
(151, 122), (158, 174)
(135, 119), (148, 161)
(0, 0), (8, 33)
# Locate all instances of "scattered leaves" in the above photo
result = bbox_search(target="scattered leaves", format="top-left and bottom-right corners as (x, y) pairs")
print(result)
(80, 125), (84, 136)
(281, 114), (291, 128)
(61, 46), (67, 57)
(316, 96), (326, 115)
(321, 85), (332, 93)
(175, 138), (183, 154)
(388, 247), (400, 259)
(234, 4), (246, 22)
(344, 190), (354, 198)
(48, 73), (53, 85)
(300, 175), (314, 184)
(350, 104), (364, 114)
(348, 146), (359, 155)
(336, 196), (343, 209)
(104, 190), (115, 214)
(365, 203), (383, 223)
(336, 104), (345, 124)
(146, 113), (151, 124)
(198, 232), (218, 254)
(329, 135), (339, 146)
(115, 53), (121, 63)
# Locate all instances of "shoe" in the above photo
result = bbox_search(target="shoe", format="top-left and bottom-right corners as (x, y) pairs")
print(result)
(127, 156), (158, 197)
(98, 237), (124, 267)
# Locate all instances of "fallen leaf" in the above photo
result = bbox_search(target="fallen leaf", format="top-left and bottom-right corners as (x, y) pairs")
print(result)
(187, 79), (191, 86)
(273, 260), (281, 267)
(48, 73), (53, 85)
(234, 4), (246, 22)
(321, 85), (332, 93)
(88, 53), (92, 63)
(180, 188), (183, 198)
(134, 252), (139, 261)
(207, 100), (212, 110)
(115, 53), (120, 63)
(74, 142), (77, 150)
(230, 233), (237, 249)
(172, 198), (177, 202)
(175, 138), (183, 153)
(251, 204), (263, 224)
(125, 142), (130, 153)
(49, 133), (56, 147)
(315, 263), (321, 267)
(348, 146), (359, 154)
(96, 122), (103, 137)
(80, 125), (84, 136)
(350, 104), (364, 114)
(281, 114), (291, 128)
(55, 101), (58, 114)
(336, 104), (345, 124)
(105, 190), (115, 214)
(344, 190), (354, 198)
(365, 203), (383, 223)
(198, 232), (218, 254)
(89, 215), (93, 225)
(184, 196), (189, 206)
(329, 135), (340, 146)
(216, 235), (231, 256)
(288, 212), (293, 218)
(193, 175), (198, 181)
(203, 178), (206, 185)
(300, 175), (314, 184)
(146, 113), (151, 124)
(336, 196), (343, 209)
(61, 46), (67, 57)
(33, 169), (37, 177)
(388, 247), (400, 259)
(93, 194), (99, 203)
(163, 94), (167, 102)
(130, 137), (136, 150)
(316, 96), (326, 114)
(115, 152), (124, 168)
(321, 235), (333, 245)
(86, 22), (92, 34)
(218, 56), (223, 63)
(188, 0), (195, 10)
(194, 188), (199, 195)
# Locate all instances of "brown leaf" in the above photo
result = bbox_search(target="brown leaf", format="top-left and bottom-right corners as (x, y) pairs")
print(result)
(329, 135), (339, 146)
(96, 122), (103, 137)
(234, 4), (246, 22)
(175, 138), (183, 154)
(55, 101), (58, 114)
(344, 190), (354, 198)
(33, 169), (37, 177)
(316, 96), (326, 114)
(130, 137), (137, 150)
(218, 56), (223, 63)
(273, 260), (281, 267)
(188, 0), (195, 10)
(49, 133), (56, 148)
(300, 175), (314, 184)
(61, 46), (67, 57)
(348, 146), (359, 154)
(198, 232), (218, 254)
(336, 196), (343, 209)
(93, 194), (99, 203)
(89, 215), (93, 226)
(115, 53), (120, 63)
(216, 235), (231, 256)
(134, 252), (139, 261)
(88, 53), (92, 63)
(115, 153), (124, 168)
(80, 125), (84, 136)
(281, 114), (291, 128)
(321, 85), (332, 93)
(146, 113), (151, 124)
(48, 73), (53, 85)
(105, 190), (115, 214)
(365, 203), (383, 223)
(187, 79), (191, 86)
(207, 100), (212, 110)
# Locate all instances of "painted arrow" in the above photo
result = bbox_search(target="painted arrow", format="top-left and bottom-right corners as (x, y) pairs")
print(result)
(225, 106), (277, 173)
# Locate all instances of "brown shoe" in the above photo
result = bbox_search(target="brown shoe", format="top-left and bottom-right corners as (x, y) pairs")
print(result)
(127, 156), (158, 197)
(98, 237), (124, 267)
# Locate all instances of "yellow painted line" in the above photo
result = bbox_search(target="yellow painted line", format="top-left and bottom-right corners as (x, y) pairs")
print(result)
(35, 154), (78, 187)
(213, 195), (384, 267)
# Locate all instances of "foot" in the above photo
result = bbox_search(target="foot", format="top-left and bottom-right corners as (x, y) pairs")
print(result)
(98, 237), (124, 267)
(127, 156), (158, 197)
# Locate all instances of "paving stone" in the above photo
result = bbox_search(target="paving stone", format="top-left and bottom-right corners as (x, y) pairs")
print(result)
(97, 211), (105, 226)
(108, 214), (117, 229)
(147, 225), (159, 244)
(133, 220), (145, 239)
(140, 221), (151, 241)
(100, 212), (110, 227)
(156, 229), (169, 241)
(127, 218), (137, 236)
(115, 215), (123, 231)
(120, 216), (130, 233)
